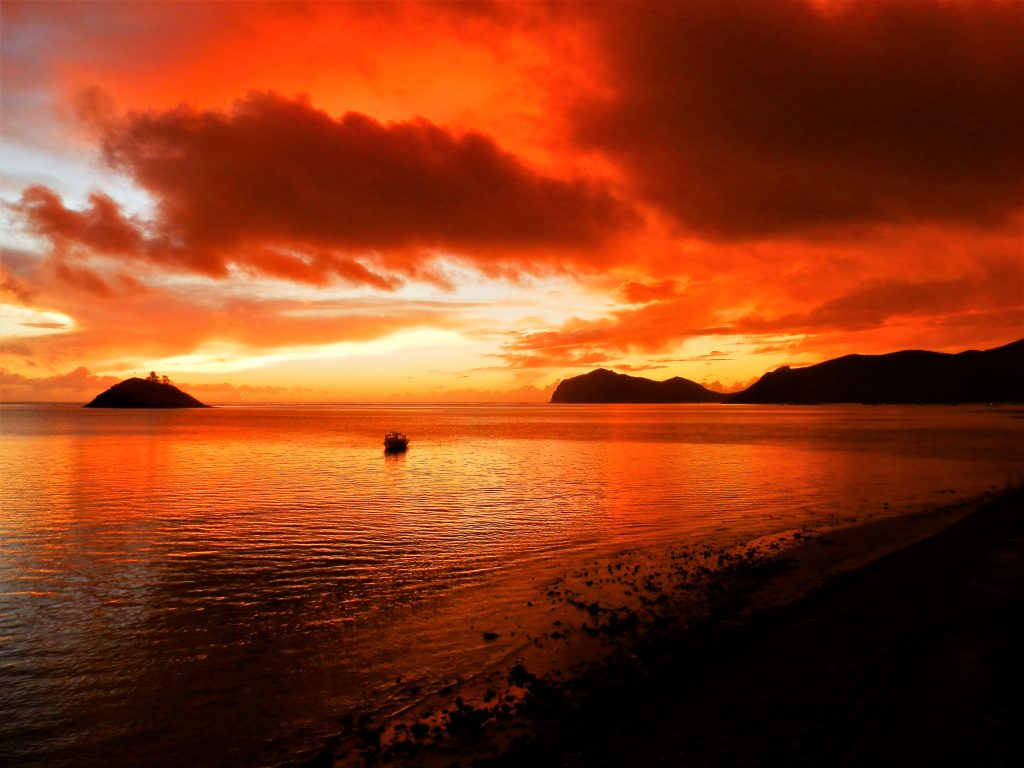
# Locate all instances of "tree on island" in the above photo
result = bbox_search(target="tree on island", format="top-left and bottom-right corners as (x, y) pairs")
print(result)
(146, 371), (172, 385)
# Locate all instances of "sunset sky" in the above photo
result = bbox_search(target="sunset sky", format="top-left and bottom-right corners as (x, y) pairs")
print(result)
(1, 0), (1021, 402)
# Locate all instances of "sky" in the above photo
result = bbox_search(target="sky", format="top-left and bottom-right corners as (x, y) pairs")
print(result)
(1, 0), (1021, 403)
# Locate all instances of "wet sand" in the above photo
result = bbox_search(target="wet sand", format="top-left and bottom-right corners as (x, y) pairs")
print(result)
(310, 487), (1023, 767)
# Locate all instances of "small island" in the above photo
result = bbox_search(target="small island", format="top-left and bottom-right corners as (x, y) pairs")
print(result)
(85, 372), (210, 408)
(551, 368), (724, 403)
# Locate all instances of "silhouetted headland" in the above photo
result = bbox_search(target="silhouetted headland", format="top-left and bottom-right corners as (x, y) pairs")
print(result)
(551, 340), (1023, 404)
(727, 339), (1023, 404)
(84, 373), (209, 408)
(550, 368), (724, 403)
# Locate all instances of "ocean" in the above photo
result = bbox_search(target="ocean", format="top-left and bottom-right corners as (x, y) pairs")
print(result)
(1, 403), (1021, 767)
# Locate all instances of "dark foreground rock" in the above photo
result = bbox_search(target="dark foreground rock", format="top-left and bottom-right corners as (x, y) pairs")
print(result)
(85, 377), (209, 408)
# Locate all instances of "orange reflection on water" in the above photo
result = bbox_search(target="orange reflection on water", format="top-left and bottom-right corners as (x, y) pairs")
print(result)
(1, 403), (1021, 768)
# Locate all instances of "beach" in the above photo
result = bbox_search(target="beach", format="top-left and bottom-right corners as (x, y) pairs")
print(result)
(321, 486), (1023, 767)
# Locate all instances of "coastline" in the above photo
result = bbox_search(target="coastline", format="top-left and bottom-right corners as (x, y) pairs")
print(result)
(313, 485), (1023, 767)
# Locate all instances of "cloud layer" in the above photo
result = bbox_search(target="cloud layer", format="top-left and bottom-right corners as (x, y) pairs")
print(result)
(575, 0), (1024, 238)
(13, 93), (634, 290)
(2, 1), (1022, 397)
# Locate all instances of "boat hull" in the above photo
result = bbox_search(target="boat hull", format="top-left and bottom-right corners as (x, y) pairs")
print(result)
(383, 437), (409, 452)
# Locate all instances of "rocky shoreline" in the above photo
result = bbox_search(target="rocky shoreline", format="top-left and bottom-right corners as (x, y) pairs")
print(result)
(300, 486), (1022, 767)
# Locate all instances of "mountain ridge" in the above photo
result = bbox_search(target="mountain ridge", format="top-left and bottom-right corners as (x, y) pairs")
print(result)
(726, 339), (1023, 404)
(549, 340), (1024, 404)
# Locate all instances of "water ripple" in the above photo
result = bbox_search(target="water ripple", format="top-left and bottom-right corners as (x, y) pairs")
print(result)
(1, 403), (1021, 768)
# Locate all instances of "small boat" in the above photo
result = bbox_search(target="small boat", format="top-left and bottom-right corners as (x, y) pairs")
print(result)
(383, 431), (409, 452)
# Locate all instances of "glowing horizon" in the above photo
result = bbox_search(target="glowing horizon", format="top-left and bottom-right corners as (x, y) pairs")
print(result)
(2, 1), (1021, 403)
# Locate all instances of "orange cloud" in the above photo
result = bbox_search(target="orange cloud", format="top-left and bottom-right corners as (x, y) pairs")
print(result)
(0, 365), (118, 402)
(22, 292), (462, 370)
(499, 251), (1023, 370)
(4, 1), (599, 170)
(617, 280), (683, 304)
(735, 263), (1024, 335)
(10, 93), (634, 290)
(3, 1), (1022, 396)
(424, 382), (556, 403)
(573, 0), (1024, 238)
(0, 366), (323, 403)
(0, 242), (479, 378)
(1, 259), (37, 303)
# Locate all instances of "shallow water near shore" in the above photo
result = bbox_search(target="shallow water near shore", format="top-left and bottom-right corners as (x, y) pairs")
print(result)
(1, 403), (1021, 767)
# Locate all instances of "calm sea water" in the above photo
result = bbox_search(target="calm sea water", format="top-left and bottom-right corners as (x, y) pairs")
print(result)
(1, 404), (1021, 767)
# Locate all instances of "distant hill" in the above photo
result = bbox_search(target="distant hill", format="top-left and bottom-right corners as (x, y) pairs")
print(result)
(550, 368), (725, 403)
(85, 377), (210, 408)
(726, 339), (1024, 404)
